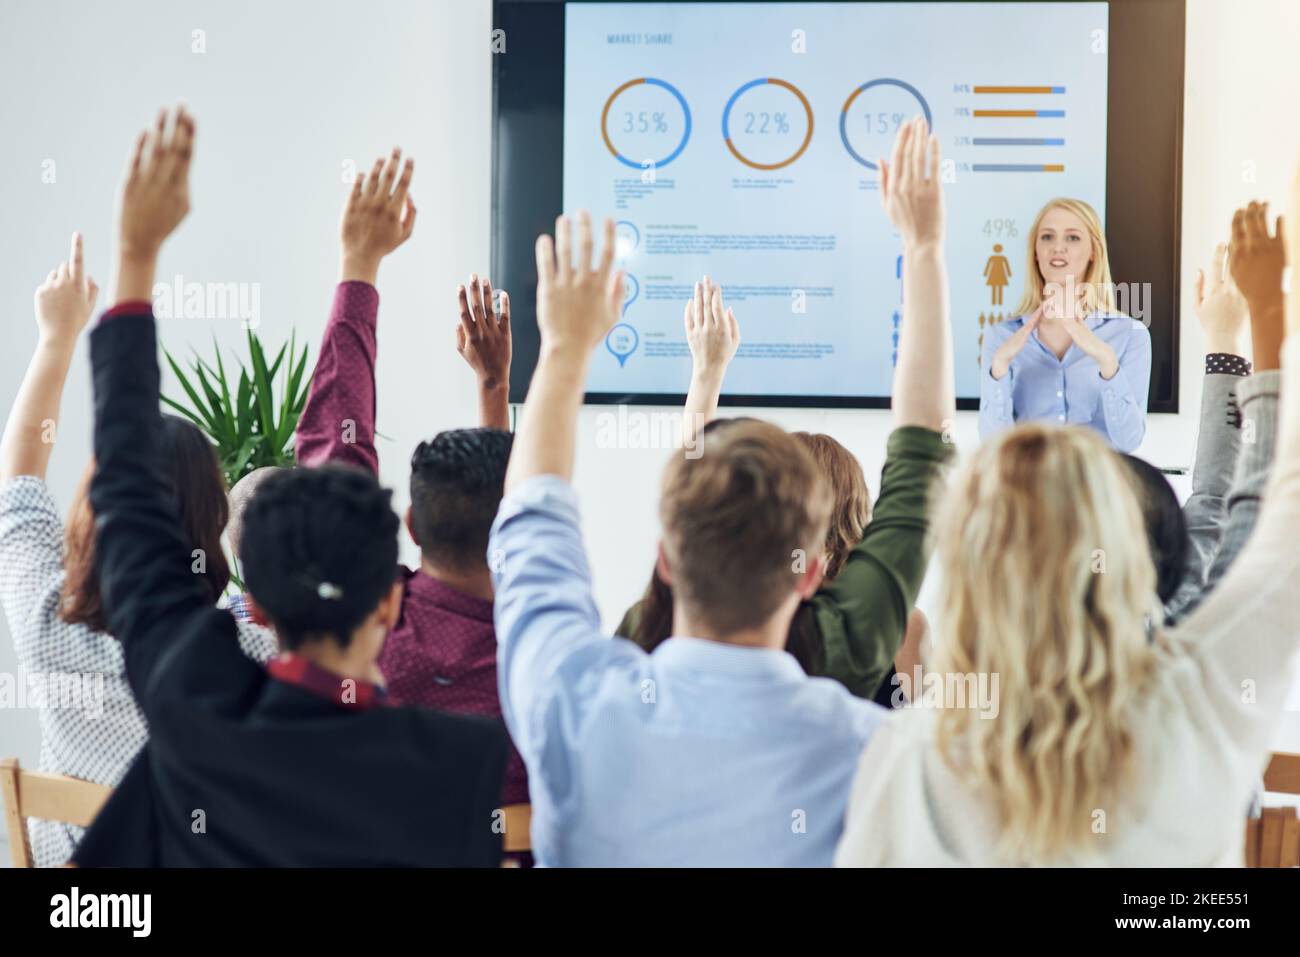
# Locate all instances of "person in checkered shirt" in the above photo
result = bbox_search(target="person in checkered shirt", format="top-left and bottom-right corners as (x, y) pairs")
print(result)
(0, 232), (276, 867)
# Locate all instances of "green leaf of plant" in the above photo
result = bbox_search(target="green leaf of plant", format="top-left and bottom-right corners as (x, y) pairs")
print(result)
(229, 435), (259, 481)
(160, 394), (211, 433)
(163, 329), (314, 486)
(247, 328), (277, 442)
(277, 338), (311, 448)
(193, 362), (234, 448)
(266, 341), (288, 384)
(212, 334), (237, 439)
(235, 367), (254, 437)
(163, 349), (218, 436)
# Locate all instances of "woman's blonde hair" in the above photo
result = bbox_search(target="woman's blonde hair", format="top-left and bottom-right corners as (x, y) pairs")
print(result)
(930, 423), (1158, 860)
(1013, 197), (1116, 317)
(791, 432), (870, 581)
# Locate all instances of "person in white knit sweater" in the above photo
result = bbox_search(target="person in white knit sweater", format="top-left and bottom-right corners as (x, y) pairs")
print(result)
(837, 177), (1300, 867)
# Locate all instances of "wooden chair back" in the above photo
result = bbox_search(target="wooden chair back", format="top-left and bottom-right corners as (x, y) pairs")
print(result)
(0, 757), (111, 868)
(1245, 752), (1300, 868)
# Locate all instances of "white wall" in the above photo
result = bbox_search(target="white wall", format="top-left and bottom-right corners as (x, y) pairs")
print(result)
(0, 0), (497, 858)
(0, 0), (1297, 861)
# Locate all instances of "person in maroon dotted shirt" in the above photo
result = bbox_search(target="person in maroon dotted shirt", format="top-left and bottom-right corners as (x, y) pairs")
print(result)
(294, 147), (527, 809)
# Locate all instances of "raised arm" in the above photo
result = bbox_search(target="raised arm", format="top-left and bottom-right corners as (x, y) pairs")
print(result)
(681, 276), (740, 448)
(455, 275), (512, 430)
(0, 237), (99, 653)
(811, 425), (952, 697)
(809, 119), (955, 697)
(1165, 244), (1250, 620)
(89, 106), (229, 709)
(0, 234), (98, 481)
(1173, 202), (1291, 622)
(1232, 201), (1287, 373)
(492, 214), (631, 771)
(505, 214), (624, 490)
(883, 116), (954, 431)
(1167, 170), (1300, 760)
(296, 150), (416, 470)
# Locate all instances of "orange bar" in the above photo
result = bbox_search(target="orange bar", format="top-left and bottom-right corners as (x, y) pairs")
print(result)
(974, 86), (1056, 94)
(973, 109), (1039, 117)
(1043, 165), (1065, 172)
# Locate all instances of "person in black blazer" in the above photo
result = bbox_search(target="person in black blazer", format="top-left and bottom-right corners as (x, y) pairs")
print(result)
(72, 105), (507, 867)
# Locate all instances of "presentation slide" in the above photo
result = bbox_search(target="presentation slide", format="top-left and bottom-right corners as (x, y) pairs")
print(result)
(562, 1), (1109, 402)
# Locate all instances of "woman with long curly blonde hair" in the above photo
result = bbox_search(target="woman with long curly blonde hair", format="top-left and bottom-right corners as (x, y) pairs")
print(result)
(838, 304), (1300, 867)
(924, 425), (1158, 859)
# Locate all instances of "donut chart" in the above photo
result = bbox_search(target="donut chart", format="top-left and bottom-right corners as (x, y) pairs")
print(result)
(599, 76), (937, 173)
(839, 78), (933, 171)
(600, 77), (693, 170)
(721, 78), (815, 171)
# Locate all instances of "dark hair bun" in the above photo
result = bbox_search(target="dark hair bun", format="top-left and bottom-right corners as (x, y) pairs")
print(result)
(239, 465), (400, 649)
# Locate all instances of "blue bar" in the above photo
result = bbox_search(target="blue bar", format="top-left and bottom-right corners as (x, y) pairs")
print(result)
(972, 137), (1065, 146)
(1035, 110), (1066, 117)
(972, 164), (1063, 172)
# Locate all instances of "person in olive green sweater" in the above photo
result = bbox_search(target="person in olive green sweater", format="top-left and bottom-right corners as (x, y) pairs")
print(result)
(615, 421), (944, 703)
(614, 124), (956, 702)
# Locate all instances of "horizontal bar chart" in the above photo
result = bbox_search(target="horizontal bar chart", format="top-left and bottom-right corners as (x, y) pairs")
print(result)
(972, 163), (1066, 172)
(973, 85), (1065, 94)
(974, 109), (1065, 118)
(972, 137), (1065, 146)
(956, 82), (1069, 177)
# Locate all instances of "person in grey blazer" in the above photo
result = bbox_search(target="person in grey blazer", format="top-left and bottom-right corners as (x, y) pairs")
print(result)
(1164, 211), (1287, 625)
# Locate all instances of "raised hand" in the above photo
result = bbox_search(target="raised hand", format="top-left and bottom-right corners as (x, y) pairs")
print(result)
(878, 115), (944, 249)
(989, 306), (1041, 381)
(457, 275), (512, 389)
(683, 276), (740, 445)
(2, 234), (100, 481)
(340, 148), (417, 284)
(119, 105), (195, 259)
(1229, 200), (1288, 371)
(115, 105), (195, 303)
(506, 212), (625, 490)
(884, 117), (955, 429)
(1228, 201), (1286, 313)
(35, 232), (99, 344)
(534, 212), (624, 357)
(457, 274), (512, 430)
(685, 276), (740, 379)
(1194, 243), (1248, 355)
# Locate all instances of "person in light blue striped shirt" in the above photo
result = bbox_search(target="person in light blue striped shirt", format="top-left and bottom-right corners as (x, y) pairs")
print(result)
(980, 198), (1151, 452)
(492, 119), (954, 866)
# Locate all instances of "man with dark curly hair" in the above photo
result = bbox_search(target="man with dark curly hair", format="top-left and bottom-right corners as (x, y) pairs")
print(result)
(294, 146), (528, 814)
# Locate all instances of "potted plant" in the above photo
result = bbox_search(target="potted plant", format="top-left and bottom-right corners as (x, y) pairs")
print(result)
(162, 329), (313, 489)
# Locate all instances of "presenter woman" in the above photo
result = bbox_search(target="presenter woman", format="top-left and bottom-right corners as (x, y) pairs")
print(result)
(979, 198), (1151, 451)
